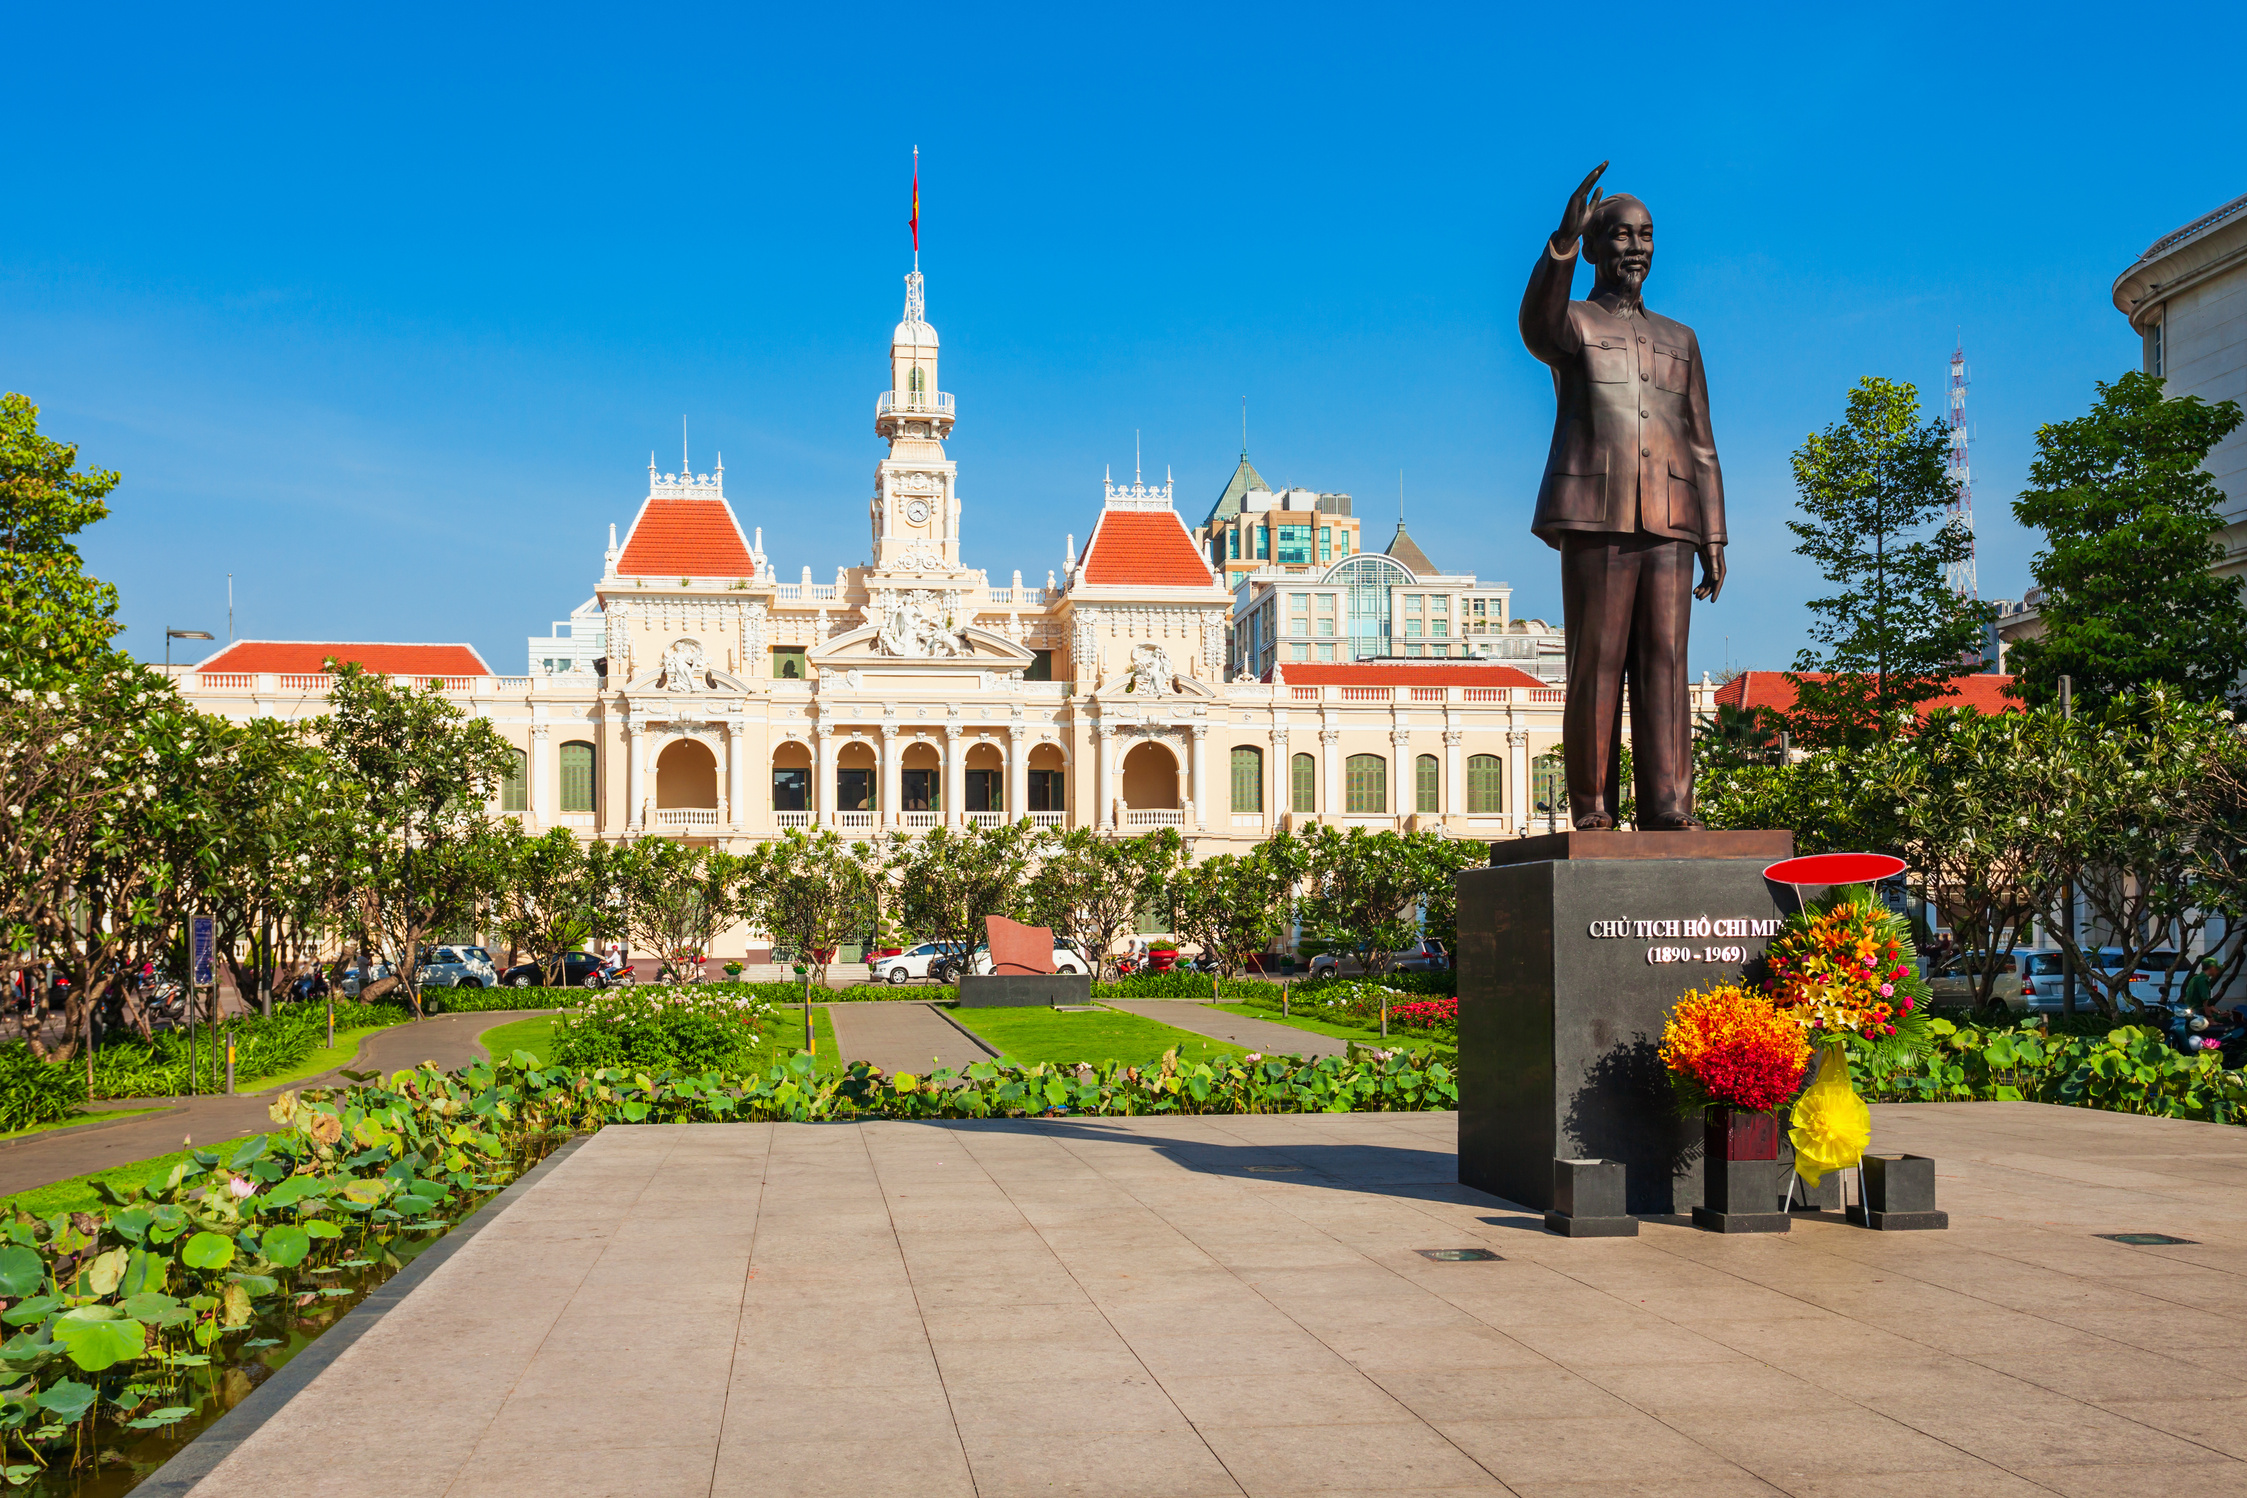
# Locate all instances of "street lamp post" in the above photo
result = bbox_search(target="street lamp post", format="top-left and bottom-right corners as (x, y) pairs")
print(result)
(165, 628), (214, 673)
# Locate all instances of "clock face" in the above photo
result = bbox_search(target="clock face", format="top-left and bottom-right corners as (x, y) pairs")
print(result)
(905, 500), (931, 526)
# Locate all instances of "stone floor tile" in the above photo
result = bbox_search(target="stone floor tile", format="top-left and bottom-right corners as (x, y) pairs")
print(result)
(1123, 1329), (1364, 1380)
(446, 1441), (718, 1495)
(1157, 1370), (1420, 1428)
(1435, 1412), (1745, 1486)
(1198, 1421), (1503, 1495)
(1371, 1366), (1641, 1424)
(718, 1377), (959, 1442)
(1667, 1408), (1994, 1479)
(944, 1371), (1193, 1439)
(959, 1428), (1245, 1498)
(710, 1433), (978, 1497)
(2009, 1458), (2247, 1498)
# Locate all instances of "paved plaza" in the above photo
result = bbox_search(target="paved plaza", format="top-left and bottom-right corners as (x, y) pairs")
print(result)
(164, 1102), (2247, 1497)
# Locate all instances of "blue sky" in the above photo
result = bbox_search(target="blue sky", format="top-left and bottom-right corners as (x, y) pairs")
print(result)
(7, 3), (2242, 677)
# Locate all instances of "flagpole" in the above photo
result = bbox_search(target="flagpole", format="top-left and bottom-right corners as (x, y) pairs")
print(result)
(913, 145), (920, 274)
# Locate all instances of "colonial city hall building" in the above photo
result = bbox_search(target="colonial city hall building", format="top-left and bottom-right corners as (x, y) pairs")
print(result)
(178, 268), (1591, 863)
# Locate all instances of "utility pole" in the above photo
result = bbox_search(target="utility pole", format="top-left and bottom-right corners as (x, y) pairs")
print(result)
(2060, 675), (2076, 1017)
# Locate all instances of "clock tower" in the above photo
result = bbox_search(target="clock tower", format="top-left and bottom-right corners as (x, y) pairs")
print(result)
(869, 270), (963, 574)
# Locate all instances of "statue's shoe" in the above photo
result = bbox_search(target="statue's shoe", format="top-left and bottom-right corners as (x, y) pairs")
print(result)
(1640, 812), (1706, 831)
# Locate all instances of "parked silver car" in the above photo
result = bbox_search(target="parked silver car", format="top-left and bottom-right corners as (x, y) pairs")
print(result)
(2019, 948), (2181, 1011)
(1308, 939), (1450, 979)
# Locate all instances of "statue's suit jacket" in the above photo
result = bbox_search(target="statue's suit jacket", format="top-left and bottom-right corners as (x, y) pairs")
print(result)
(1519, 242), (1725, 550)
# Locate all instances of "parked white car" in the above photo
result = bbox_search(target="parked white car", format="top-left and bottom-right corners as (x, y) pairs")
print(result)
(970, 939), (1090, 977)
(420, 946), (495, 990)
(876, 943), (961, 985)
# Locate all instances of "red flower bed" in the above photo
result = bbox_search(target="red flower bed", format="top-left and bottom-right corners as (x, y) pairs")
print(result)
(1390, 997), (1458, 1032)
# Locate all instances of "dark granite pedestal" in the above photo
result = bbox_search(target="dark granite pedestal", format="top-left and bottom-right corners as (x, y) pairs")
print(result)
(955, 974), (1091, 1008)
(1457, 830), (1793, 1216)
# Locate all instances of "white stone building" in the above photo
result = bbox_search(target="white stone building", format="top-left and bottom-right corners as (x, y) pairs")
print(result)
(174, 266), (1573, 952)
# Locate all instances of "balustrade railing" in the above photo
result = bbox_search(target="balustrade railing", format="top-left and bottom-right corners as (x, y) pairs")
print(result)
(1029, 811), (1067, 828)
(838, 811), (876, 830)
(1124, 808), (1184, 828)
(899, 811), (941, 830)
(774, 811), (813, 829)
(655, 808), (720, 828)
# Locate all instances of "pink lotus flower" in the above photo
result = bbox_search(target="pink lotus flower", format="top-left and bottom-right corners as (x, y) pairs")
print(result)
(229, 1177), (255, 1199)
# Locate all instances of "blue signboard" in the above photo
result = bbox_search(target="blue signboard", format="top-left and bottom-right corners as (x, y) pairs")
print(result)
(191, 914), (217, 988)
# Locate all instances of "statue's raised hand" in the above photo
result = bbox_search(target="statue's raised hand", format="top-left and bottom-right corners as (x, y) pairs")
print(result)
(1553, 161), (1609, 255)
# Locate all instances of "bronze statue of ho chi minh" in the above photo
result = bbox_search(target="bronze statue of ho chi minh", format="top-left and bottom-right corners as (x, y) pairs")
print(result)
(1520, 162), (1725, 831)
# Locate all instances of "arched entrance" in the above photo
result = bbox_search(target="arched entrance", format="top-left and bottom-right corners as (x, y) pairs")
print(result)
(1027, 742), (1067, 813)
(1120, 740), (1180, 810)
(964, 740), (1004, 813)
(655, 738), (718, 827)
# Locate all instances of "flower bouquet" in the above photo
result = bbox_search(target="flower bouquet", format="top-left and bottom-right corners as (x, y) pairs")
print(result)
(1660, 982), (1812, 1116)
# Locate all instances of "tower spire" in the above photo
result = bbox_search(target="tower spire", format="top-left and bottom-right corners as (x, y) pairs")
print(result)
(1946, 339), (1977, 600)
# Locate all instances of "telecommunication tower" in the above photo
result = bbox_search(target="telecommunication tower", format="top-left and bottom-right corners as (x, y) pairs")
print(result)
(1946, 342), (1977, 599)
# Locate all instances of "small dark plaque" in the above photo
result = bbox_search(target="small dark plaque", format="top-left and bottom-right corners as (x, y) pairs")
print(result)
(1416, 1248), (1501, 1261)
(1243, 1165), (1302, 1173)
(2097, 1233), (2198, 1246)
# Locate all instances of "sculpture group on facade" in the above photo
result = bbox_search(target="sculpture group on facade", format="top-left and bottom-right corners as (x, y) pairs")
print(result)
(874, 590), (968, 658)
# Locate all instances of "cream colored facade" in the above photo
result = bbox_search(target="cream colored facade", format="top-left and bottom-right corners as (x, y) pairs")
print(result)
(176, 269), (1575, 924)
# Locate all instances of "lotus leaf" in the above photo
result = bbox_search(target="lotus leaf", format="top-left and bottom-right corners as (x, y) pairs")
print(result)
(125, 1406), (192, 1429)
(227, 1274), (278, 1298)
(219, 1284), (252, 1327)
(35, 1378), (94, 1422)
(122, 1248), (167, 1298)
(0, 1250), (42, 1300)
(302, 1220), (345, 1240)
(55, 1314), (144, 1372)
(110, 1206), (155, 1244)
(0, 1299), (56, 1329)
(260, 1224), (311, 1268)
(242, 1337), (281, 1348)
(84, 1247), (129, 1297)
(181, 1232), (235, 1270)
(119, 1294), (191, 1329)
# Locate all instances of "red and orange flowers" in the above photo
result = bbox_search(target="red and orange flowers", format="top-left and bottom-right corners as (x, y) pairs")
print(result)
(1659, 983), (1814, 1113)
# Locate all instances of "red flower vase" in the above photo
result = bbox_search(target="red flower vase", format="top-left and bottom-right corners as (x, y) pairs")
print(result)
(1706, 1106), (1779, 1162)
(1150, 950), (1177, 972)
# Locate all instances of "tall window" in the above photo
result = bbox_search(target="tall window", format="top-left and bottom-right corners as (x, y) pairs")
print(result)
(1025, 650), (1053, 682)
(772, 646), (807, 679)
(1415, 754), (1439, 813)
(1319, 526), (1332, 562)
(1027, 769), (1062, 811)
(501, 748), (527, 812)
(909, 365), (925, 395)
(1230, 746), (1263, 814)
(1533, 752), (1567, 821)
(1228, 529), (1240, 559)
(1327, 554), (1408, 662)
(1468, 754), (1504, 814)
(1291, 753), (1316, 813)
(1256, 525), (1270, 559)
(772, 767), (809, 811)
(559, 743), (595, 813)
(1346, 754), (1387, 814)
(1275, 524), (1313, 565)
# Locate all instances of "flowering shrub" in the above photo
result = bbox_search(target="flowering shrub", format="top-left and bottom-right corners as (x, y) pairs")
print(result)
(1764, 884), (1932, 1038)
(1388, 998), (1458, 1034)
(549, 988), (775, 1074)
(1659, 982), (1812, 1112)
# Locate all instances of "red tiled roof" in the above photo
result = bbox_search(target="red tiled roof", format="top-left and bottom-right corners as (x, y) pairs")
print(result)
(617, 497), (756, 577)
(1264, 663), (1547, 689)
(1079, 510), (1217, 588)
(195, 641), (491, 676)
(1714, 670), (2020, 717)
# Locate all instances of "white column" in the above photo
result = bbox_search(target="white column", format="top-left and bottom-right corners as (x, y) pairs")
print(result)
(529, 724), (551, 823)
(814, 728), (834, 825)
(880, 728), (901, 827)
(1188, 724), (1207, 829)
(1392, 729), (1412, 823)
(727, 717), (746, 829)
(1443, 726), (1465, 820)
(1508, 727), (1531, 833)
(626, 718), (646, 829)
(943, 727), (964, 824)
(1096, 726), (1115, 828)
(1269, 730), (1288, 824)
(1321, 723), (1341, 819)
(1007, 727), (1028, 820)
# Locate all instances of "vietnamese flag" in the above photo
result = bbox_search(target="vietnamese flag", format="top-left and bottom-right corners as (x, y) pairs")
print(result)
(909, 150), (920, 251)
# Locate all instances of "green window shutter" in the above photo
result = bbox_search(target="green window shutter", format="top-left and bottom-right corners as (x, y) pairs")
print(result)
(1415, 754), (1439, 813)
(501, 748), (528, 812)
(559, 742), (595, 813)
(1291, 753), (1316, 813)
(1467, 754), (1504, 814)
(1346, 754), (1386, 814)
(1230, 746), (1262, 813)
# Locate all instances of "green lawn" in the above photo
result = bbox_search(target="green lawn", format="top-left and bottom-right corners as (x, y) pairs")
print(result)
(477, 1015), (564, 1065)
(948, 1006), (1249, 1069)
(1211, 1001), (1457, 1055)
(247, 1024), (403, 1091)
(3, 1146), (221, 1219)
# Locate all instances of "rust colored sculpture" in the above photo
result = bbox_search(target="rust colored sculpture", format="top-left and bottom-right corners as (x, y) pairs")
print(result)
(1520, 162), (1725, 830)
(984, 915), (1057, 975)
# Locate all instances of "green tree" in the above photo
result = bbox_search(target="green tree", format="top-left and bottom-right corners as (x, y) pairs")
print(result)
(0, 394), (123, 687)
(315, 662), (514, 1013)
(596, 838), (753, 983)
(740, 831), (882, 1047)
(1786, 377), (1990, 747)
(487, 825), (601, 986)
(1693, 701), (1784, 770)
(1165, 832), (1305, 979)
(2008, 370), (2247, 711)
(1025, 829), (1183, 982)
(1295, 825), (1430, 978)
(883, 822), (1047, 978)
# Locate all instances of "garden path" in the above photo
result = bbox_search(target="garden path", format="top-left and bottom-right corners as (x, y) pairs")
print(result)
(0, 1008), (557, 1200)
(152, 1103), (2247, 1497)
(824, 1001), (996, 1072)
(1103, 998), (1357, 1058)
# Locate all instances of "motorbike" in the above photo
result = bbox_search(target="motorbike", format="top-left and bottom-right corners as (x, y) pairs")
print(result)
(598, 961), (638, 988)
